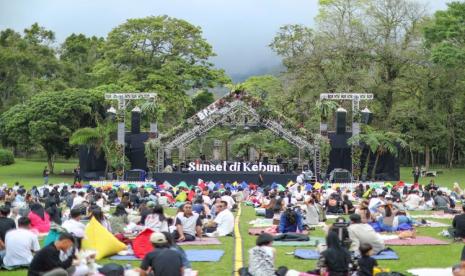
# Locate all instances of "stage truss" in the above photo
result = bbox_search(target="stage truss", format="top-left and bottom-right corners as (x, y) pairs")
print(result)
(154, 93), (321, 180)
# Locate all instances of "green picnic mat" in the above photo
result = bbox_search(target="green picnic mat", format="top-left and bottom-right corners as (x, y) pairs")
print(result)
(273, 237), (325, 247)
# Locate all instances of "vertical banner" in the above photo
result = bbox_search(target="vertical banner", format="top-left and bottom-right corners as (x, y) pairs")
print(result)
(117, 122), (125, 145)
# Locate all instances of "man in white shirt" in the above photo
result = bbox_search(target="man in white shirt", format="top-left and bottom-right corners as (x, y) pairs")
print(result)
(174, 202), (202, 241)
(405, 190), (424, 210)
(221, 190), (235, 210)
(207, 201), (234, 237)
(348, 214), (385, 255)
(71, 191), (86, 209)
(62, 208), (85, 247)
(3, 217), (40, 267)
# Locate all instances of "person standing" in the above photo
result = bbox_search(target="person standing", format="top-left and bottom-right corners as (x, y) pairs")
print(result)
(412, 166), (420, 184)
(73, 166), (81, 184)
(42, 167), (50, 185)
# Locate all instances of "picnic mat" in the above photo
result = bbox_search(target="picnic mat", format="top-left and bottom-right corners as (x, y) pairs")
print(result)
(248, 227), (308, 236)
(273, 237), (325, 247)
(185, 249), (224, 262)
(110, 250), (224, 262)
(411, 214), (455, 220)
(110, 255), (140, 261)
(178, 237), (221, 245)
(294, 249), (399, 260)
(418, 220), (450, 228)
(249, 218), (273, 228)
(407, 268), (452, 276)
(384, 236), (449, 246)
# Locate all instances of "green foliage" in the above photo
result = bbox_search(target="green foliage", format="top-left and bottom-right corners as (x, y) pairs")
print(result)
(191, 90), (215, 111)
(0, 88), (105, 172)
(0, 23), (63, 110)
(0, 148), (14, 166)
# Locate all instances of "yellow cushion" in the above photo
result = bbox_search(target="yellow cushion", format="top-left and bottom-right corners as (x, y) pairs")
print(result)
(81, 217), (126, 260)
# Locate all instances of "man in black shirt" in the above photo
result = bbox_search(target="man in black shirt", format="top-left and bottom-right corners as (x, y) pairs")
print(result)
(452, 206), (465, 239)
(139, 232), (184, 276)
(28, 233), (76, 276)
(0, 205), (16, 248)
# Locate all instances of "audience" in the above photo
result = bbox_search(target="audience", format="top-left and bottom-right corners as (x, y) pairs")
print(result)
(348, 214), (385, 255)
(2, 217), (40, 268)
(28, 233), (75, 276)
(139, 232), (184, 276)
(174, 202), (202, 241)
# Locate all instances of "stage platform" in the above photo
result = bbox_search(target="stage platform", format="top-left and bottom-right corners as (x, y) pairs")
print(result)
(150, 172), (299, 186)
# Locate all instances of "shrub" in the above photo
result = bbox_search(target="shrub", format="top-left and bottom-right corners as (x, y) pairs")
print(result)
(0, 149), (15, 166)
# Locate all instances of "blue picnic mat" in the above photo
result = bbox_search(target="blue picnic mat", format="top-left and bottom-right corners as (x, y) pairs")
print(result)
(294, 249), (399, 260)
(109, 255), (140, 261)
(185, 249), (224, 262)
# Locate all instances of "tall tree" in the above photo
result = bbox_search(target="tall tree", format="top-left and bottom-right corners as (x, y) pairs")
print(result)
(94, 16), (230, 129)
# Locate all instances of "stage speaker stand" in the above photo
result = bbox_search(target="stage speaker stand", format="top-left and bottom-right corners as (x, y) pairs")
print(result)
(336, 107), (347, 135)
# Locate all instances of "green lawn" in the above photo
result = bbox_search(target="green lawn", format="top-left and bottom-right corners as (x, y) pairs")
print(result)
(1, 160), (465, 275)
(0, 158), (76, 188)
(399, 167), (465, 189)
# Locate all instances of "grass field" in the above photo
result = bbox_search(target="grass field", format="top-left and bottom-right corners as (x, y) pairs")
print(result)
(1, 160), (465, 275)
(0, 158), (76, 187)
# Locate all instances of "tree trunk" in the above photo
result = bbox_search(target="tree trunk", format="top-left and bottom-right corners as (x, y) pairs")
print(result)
(364, 151), (371, 179)
(425, 145), (430, 172)
(371, 152), (381, 180)
(409, 148), (414, 167)
(47, 153), (55, 174)
(224, 140), (229, 161)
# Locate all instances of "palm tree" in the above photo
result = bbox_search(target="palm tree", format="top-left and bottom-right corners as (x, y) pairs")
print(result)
(70, 121), (123, 175)
(349, 127), (407, 180)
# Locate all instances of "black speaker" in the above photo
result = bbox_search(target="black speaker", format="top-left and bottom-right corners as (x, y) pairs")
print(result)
(336, 108), (347, 135)
(131, 111), (141, 134)
(361, 108), (373, 125)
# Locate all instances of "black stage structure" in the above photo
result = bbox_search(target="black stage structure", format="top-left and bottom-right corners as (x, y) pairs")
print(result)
(79, 91), (399, 184)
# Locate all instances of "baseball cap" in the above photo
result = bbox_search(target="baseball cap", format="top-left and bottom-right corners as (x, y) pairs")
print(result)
(150, 232), (167, 244)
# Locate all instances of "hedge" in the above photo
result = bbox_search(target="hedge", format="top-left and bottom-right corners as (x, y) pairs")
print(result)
(0, 149), (15, 166)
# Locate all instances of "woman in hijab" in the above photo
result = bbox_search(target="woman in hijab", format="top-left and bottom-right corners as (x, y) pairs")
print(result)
(316, 231), (352, 276)
(108, 204), (129, 234)
(28, 203), (51, 233)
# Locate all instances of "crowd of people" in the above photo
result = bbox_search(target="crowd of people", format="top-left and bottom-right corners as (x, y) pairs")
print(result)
(0, 177), (463, 275)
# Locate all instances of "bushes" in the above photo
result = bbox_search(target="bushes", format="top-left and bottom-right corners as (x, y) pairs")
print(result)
(0, 149), (15, 165)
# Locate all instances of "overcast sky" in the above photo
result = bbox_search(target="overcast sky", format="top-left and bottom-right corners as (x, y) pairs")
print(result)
(0, 0), (452, 76)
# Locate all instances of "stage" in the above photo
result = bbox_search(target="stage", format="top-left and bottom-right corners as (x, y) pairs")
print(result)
(150, 172), (299, 186)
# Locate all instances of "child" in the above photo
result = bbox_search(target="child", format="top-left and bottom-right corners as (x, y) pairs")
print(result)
(358, 243), (377, 276)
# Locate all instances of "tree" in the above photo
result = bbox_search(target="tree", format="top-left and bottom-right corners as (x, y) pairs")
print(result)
(60, 33), (105, 88)
(0, 24), (63, 110)
(94, 16), (230, 129)
(0, 88), (105, 172)
(191, 90), (215, 111)
(70, 121), (128, 175)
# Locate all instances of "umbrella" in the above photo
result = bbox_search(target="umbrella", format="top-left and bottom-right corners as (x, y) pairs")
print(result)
(276, 184), (286, 192)
(313, 182), (322, 189)
(177, 181), (189, 189)
(304, 183), (313, 191)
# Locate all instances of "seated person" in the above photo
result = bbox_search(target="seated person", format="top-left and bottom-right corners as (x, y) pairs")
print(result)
(355, 200), (374, 223)
(206, 201), (234, 237)
(139, 232), (184, 276)
(357, 243), (378, 276)
(342, 195), (355, 214)
(326, 196), (343, 214)
(62, 208), (85, 249)
(304, 198), (320, 226)
(108, 204), (129, 234)
(404, 190), (424, 210)
(377, 204), (397, 232)
(173, 202), (202, 241)
(145, 205), (169, 232)
(28, 233), (76, 276)
(368, 193), (385, 214)
(316, 231), (352, 276)
(28, 203), (50, 234)
(434, 190), (450, 211)
(278, 204), (304, 233)
(2, 217), (40, 268)
(348, 214), (385, 255)
(451, 205), (465, 239)
(0, 205), (16, 252)
(328, 217), (351, 249)
(248, 233), (276, 276)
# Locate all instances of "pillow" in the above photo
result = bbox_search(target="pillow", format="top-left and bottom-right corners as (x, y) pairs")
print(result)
(132, 228), (154, 259)
(81, 217), (126, 260)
